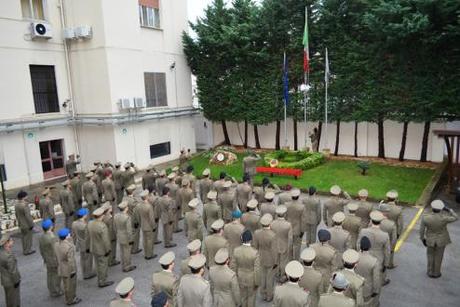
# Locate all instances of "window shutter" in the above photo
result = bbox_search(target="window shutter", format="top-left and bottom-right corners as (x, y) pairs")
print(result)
(139, 0), (159, 8)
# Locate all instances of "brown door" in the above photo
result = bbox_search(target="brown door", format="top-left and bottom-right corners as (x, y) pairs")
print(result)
(40, 139), (65, 179)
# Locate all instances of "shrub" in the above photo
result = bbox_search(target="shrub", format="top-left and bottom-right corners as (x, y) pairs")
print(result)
(264, 150), (325, 170)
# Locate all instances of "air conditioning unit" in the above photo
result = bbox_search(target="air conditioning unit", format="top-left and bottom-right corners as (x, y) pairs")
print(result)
(120, 98), (134, 110)
(63, 28), (76, 40)
(134, 97), (146, 108)
(31, 22), (52, 39)
(75, 25), (92, 39)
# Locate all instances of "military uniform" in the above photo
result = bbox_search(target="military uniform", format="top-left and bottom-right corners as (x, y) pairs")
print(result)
(299, 265), (323, 307)
(209, 263), (241, 307)
(323, 197), (348, 227)
(223, 220), (245, 256)
(419, 202), (458, 277)
(114, 209), (135, 272)
(260, 201), (276, 219)
(231, 244), (260, 307)
(252, 186), (265, 204)
(379, 218), (397, 269)
(357, 225), (390, 282)
(286, 197), (304, 259)
(278, 192), (292, 206)
(71, 218), (94, 278)
(311, 243), (337, 293)
(102, 210), (118, 265)
(243, 155), (260, 186)
(142, 170), (156, 192)
(156, 176), (169, 196)
(65, 158), (80, 178)
(343, 213), (362, 250)
(177, 274), (212, 307)
(60, 187), (76, 229)
(203, 199), (222, 231)
(214, 179), (226, 197)
(39, 197), (55, 222)
(328, 225), (352, 269)
(203, 232), (228, 267)
(334, 268), (364, 307)
(124, 194), (141, 254)
(199, 177), (214, 202)
(178, 186), (194, 216)
(302, 195), (322, 245)
(387, 201), (404, 238)
(218, 186), (238, 223)
(82, 177), (99, 212)
(318, 292), (355, 307)
(185, 210), (205, 242)
(273, 282), (309, 307)
(165, 180), (181, 232)
(356, 201), (373, 228)
(122, 166), (136, 192)
(236, 182), (252, 212)
(183, 173), (197, 195)
(241, 211), (260, 236)
(95, 165), (105, 201)
(158, 194), (175, 247)
(88, 217), (112, 286)
(355, 251), (381, 307)
(152, 253), (177, 306)
(14, 199), (35, 255)
(113, 166), (125, 204)
(70, 176), (83, 210)
(39, 231), (62, 297)
(137, 198), (158, 258)
(54, 238), (78, 305)
(0, 242), (21, 307)
(102, 177), (117, 212)
(271, 213), (293, 279)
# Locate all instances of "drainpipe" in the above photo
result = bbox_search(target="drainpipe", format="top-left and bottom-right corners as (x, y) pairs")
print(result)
(59, 0), (81, 157)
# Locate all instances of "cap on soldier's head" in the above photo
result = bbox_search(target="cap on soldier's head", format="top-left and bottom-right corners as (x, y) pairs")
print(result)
(285, 260), (304, 279)
(331, 272), (348, 290)
(318, 229), (331, 242)
(223, 181), (232, 189)
(330, 185), (341, 195)
(360, 236), (371, 251)
(378, 203), (390, 213)
(182, 178), (190, 186)
(124, 162), (131, 168)
(207, 190), (217, 200)
(188, 198), (199, 209)
(167, 172), (176, 180)
(41, 219), (53, 230)
(343, 249), (360, 264)
(260, 213), (273, 226)
(140, 189), (149, 198)
(0, 233), (11, 247)
(232, 210), (242, 219)
(42, 188), (51, 196)
(93, 207), (105, 217)
(118, 201), (128, 210)
(58, 228), (70, 239)
(347, 202), (359, 212)
(85, 172), (94, 178)
(202, 168), (210, 176)
(172, 166), (179, 172)
(101, 202), (111, 212)
(370, 210), (384, 222)
(214, 248), (229, 264)
(332, 212), (346, 224)
(90, 166), (97, 172)
(291, 189), (301, 198)
(187, 239), (201, 252)
(77, 208), (89, 217)
(431, 199), (444, 210)
(275, 205), (287, 216)
(247, 199), (258, 209)
(152, 291), (168, 307)
(241, 229), (252, 243)
(386, 190), (398, 199)
(211, 219), (224, 231)
(300, 247), (316, 262)
(17, 190), (28, 199)
(115, 277), (135, 296)
(159, 251), (175, 266)
(358, 189), (368, 198)
(126, 184), (136, 192)
(115, 162), (122, 167)
(264, 191), (275, 200)
(188, 254), (206, 270)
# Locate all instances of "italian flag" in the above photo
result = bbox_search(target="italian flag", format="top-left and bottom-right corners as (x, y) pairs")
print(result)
(303, 7), (309, 72)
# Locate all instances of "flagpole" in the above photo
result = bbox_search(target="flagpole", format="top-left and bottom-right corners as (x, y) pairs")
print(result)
(283, 52), (288, 148)
(324, 47), (329, 149)
(303, 6), (309, 149)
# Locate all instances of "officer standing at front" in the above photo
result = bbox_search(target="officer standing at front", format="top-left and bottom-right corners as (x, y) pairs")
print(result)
(14, 190), (35, 255)
(0, 234), (21, 307)
(302, 186), (322, 246)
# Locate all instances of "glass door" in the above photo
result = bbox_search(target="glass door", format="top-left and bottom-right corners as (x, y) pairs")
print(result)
(39, 139), (65, 179)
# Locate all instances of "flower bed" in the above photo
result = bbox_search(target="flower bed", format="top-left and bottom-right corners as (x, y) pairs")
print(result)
(264, 150), (325, 170)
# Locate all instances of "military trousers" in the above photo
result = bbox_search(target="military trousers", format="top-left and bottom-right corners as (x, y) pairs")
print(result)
(64, 213), (74, 229)
(143, 230), (155, 258)
(293, 235), (302, 260)
(427, 245), (445, 276)
(260, 266), (276, 301)
(318, 267), (332, 293)
(363, 295), (379, 307)
(163, 222), (173, 246)
(174, 208), (181, 231)
(304, 224), (317, 246)
(116, 188), (124, 206)
(20, 228), (33, 255)
(46, 265), (62, 297)
(131, 227), (141, 253)
(277, 251), (291, 279)
(153, 225), (160, 243)
(389, 250), (396, 268)
(62, 274), (77, 305)
(80, 250), (94, 279)
(3, 285), (20, 307)
(108, 240), (117, 265)
(240, 285), (257, 307)
(120, 243), (132, 271)
(94, 255), (109, 285)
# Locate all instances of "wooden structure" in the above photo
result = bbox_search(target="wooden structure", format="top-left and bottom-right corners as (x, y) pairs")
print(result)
(256, 166), (303, 180)
(433, 129), (460, 191)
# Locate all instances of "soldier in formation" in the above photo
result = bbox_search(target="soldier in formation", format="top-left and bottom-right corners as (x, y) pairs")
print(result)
(15, 190), (35, 255)
(0, 234), (21, 307)
(177, 254), (212, 307)
(114, 201), (136, 272)
(38, 219), (62, 298)
(39, 187), (55, 222)
(110, 277), (135, 307)
(152, 251), (177, 305)
(209, 248), (241, 306)
(72, 208), (96, 279)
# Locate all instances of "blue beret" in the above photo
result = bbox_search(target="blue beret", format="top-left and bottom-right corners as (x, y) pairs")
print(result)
(41, 219), (53, 230)
(58, 228), (70, 239)
(360, 236), (371, 250)
(241, 229), (252, 243)
(77, 208), (89, 217)
(151, 291), (168, 307)
(318, 229), (331, 242)
(232, 210), (242, 218)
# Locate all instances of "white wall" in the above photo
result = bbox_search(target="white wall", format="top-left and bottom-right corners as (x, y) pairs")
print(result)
(210, 120), (449, 162)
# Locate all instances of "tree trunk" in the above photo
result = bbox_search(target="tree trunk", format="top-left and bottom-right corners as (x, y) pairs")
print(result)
(399, 121), (409, 161)
(275, 120), (281, 150)
(293, 119), (298, 150)
(334, 120), (341, 156)
(243, 120), (248, 148)
(354, 121), (358, 157)
(317, 121), (323, 152)
(420, 121), (431, 162)
(221, 120), (231, 145)
(254, 124), (261, 149)
(377, 119), (385, 158)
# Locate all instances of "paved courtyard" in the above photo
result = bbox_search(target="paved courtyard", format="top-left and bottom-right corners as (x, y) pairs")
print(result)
(2, 192), (460, 306)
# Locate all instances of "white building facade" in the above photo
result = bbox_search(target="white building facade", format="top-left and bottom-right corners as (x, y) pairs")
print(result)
(0, 0), (197, 189)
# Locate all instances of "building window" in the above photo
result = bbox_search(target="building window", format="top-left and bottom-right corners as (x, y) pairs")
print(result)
(138, 0), (160, 28)
(144, 72), (167, 107)
(150, 142), (171, 159)
(21, 0), (45, 20)
(29, 65), (60, 114)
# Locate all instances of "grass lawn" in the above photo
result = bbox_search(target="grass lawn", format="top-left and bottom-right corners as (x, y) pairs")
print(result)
(189, 153), (435, 204)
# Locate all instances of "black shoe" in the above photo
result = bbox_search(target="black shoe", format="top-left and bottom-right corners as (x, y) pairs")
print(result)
(83, 273), (97, 280)
(388, 264), (398, 270)
(98, 281), (114, 288)
(131, 249), (142, 254)
(123, 265), (137, 272)
(154, 240), (162, 245)
(24, 250), (36, 255)
(145, 254), (158, 260)
(165, 243), (177, 248)
(51, 292), (64, 297)
(383, 279), (391, 286)
(67, 297), (82, 305)
(173, 229), (183, 233)
(429, 274), (442, 279)
(109, 260), (121, 267)
(179, 217), (184, 220)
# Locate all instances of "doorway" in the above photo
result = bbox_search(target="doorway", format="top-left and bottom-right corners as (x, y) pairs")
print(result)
(39, 139), (65, 179)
